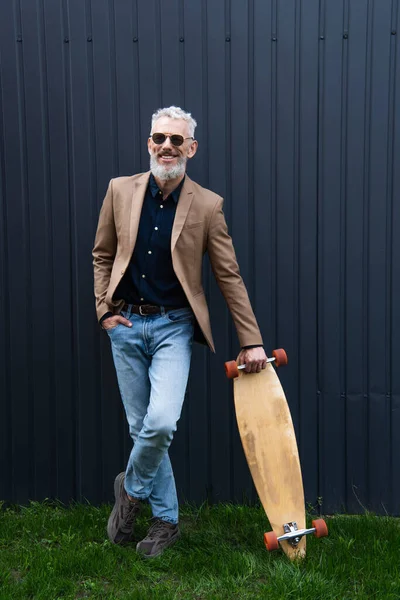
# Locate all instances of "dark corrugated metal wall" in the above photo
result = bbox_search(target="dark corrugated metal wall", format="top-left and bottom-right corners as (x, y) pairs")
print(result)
(0, 0), (399, 515)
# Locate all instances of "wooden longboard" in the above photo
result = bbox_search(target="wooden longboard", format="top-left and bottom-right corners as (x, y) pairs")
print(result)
(232, 358), (306, 560)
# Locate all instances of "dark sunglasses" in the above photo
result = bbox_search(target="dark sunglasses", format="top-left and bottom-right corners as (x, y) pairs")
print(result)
(151, 133), (194, 147)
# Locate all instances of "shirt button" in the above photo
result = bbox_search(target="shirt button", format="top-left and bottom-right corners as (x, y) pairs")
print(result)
(148, 250), (152, 254)
(140, 297), (144, 301)
(160, 204), (163, 208)
(154, 227), (158, 231)
(142, 274), (146, 278)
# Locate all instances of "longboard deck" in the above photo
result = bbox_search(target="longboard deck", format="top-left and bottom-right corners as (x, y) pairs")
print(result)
(233, 361), (306, 559)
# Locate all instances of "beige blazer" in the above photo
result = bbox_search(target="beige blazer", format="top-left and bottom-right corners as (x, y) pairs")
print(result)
(92, 172), (263, 353)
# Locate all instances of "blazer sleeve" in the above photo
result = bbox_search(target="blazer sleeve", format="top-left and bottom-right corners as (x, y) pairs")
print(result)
(92, 179), (117, 321)
(206, 197), (264, 348)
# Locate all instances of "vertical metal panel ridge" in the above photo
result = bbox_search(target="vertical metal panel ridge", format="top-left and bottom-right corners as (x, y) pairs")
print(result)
(316, 0), (326, 386)
(293, 0), (301, 434)
(391, 0), (400, 515)
(0, 49), (12, 500)
(322, 0), (348, 512)
(61, 0), (78, 498)
(316, 0), (326, 506)
(155, 0), (162, 106)
(41, 0), (73, 501)
(36, 0), (57, 498)
(387, 0), (398, 513)
(79, 0), (112, 501)
(271, 0), (277, 344)
(362, 0), (373, 508)
(247, 0), (255, 305)
(108, 0), (119, 175)
(64, 0), (81, 500)
(386, 0), (398, 515)
(201, 0), (209, 187)
(15, 0), (35, 501)
(87, 0), (104, 499)
(132, 0), (141, 172)
(225, 0), (232, 221)
(387, 0), (399, 353)
(253, 0), (273, 352)
(85, 0), (97, 210)
(297, 0), (319, 508)
(178, 0), (185, 106)
(367, 0), (393, 512)
(341, 0), (350, 506)
(345, 0), (368, 512)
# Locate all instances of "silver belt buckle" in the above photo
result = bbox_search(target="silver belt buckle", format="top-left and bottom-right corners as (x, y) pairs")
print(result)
(139, 305), (145, 316)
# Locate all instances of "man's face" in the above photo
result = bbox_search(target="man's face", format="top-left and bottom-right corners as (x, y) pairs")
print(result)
(148, 117), (198, 181)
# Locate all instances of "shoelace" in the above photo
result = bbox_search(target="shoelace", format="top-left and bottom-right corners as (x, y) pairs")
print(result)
(122, 501), (140, 530)
(147, 519), (170, 539)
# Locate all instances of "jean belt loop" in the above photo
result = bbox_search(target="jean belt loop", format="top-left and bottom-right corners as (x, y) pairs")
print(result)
(126, 304), (132, 318)
(160, 306), (166, 316)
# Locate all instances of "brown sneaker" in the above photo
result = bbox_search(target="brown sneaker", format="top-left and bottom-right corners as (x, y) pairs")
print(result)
(107, 472), (140, 544)
(136, 518), (180, 558)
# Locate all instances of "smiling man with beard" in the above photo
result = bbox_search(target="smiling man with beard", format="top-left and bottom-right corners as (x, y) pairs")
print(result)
(92, 106), (266, 558)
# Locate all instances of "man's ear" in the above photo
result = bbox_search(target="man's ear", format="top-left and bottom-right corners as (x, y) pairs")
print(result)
(187, 140), (198, 159)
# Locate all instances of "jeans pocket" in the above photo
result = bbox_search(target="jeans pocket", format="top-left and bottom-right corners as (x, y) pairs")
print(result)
(105, 324), (120, 334)
(105, 310), (130, 334)
(165, 308), (194, 323)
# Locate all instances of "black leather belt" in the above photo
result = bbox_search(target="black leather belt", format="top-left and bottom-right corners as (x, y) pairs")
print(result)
(122, 304), (178, 316)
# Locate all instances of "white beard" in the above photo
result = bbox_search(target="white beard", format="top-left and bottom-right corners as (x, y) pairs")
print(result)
(150, 153), (187, 181)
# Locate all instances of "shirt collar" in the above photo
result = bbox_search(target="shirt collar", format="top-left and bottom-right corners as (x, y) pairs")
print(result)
(149, 173), (185, 204)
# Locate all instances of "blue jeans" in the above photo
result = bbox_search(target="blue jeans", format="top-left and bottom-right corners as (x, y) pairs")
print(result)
(106, 305), (194, 524)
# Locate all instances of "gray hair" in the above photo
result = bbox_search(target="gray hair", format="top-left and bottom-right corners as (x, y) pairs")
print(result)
(150, 106), (197, 138)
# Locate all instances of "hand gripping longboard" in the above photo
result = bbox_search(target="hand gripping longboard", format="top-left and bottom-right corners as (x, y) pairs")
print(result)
(225, 348), (288, 379)
(225, 348), (328, 559)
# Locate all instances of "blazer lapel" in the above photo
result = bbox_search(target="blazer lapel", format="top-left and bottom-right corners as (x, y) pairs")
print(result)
(129, 171), (150, 250)
(171, 175), (194, 253)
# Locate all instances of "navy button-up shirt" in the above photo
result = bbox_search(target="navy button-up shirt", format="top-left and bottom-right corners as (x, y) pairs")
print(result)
(113, 174), (189, 308)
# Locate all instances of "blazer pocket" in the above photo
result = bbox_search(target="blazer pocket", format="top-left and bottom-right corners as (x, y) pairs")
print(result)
(183, 221), (203, 230)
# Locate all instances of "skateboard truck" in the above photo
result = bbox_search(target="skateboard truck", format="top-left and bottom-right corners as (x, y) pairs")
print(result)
(264, 519), (328, 552)
(282, 522), (303, 547)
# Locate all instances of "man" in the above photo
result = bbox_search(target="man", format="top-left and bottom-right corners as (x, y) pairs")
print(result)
(92, 106), (267, 558)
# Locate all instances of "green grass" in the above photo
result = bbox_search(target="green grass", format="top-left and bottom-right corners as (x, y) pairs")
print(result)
(0, 501), (399, 599)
